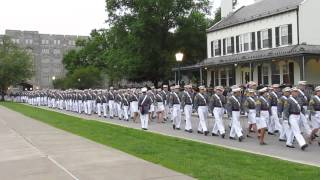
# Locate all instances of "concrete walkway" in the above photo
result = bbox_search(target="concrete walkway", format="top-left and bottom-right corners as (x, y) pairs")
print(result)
(0, 106), (194, 180)
(35, 105), (320, 167)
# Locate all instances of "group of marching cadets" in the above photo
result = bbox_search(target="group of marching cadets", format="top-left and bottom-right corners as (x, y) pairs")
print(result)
(12, 80), (320, 150)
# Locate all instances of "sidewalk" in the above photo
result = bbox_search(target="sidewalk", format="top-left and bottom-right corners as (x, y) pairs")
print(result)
(0, 106), (194, 180)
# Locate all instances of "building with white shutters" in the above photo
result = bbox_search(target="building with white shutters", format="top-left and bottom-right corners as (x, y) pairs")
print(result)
(177, 0), (320, 87)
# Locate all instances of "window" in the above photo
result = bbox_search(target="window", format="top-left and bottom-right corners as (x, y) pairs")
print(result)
(228, 69), (235, 86)
(25, 39), (33, 45)
(69, 40), (75, 46)
(53, 49), (60, 55)
(214, 40), (220, 56)
(42, 49), (49, 54)
(215, 71), (219, 86)
(280, 25), (289, 45)
(54, 40), (61, 45)
(261, 30), (269, 48)
(243, 33), (250, 51)
(226, 37), (233, 54)
(12, 39), (20, 44)
(283, 64), (289, 84)
(271, 63), (280, 84)
(42, 39), (49, 45)
(220, 69), (227, 86)
(263, 66), (269, 85)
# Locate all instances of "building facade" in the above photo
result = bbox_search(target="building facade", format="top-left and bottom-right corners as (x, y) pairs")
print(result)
(178, 0), (320, 87)
(2, 30), (88, 89)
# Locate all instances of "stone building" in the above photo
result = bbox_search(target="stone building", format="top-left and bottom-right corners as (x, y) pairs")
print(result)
(2, 30), (88, 89)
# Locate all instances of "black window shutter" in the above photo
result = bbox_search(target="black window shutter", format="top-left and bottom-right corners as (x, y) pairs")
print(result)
(231, 37), (234, 53)
(288, 24), (292, 45)
(218, 40), (221, 55)
(211, 41), (214, 57)
(275, 27), (280, 47)
(268, 28), (272, 48)
(257, 31), (261, 49)
(236, 36), (240, 53)
(251, 32), (256, 50)
(223, 38), (226, 55)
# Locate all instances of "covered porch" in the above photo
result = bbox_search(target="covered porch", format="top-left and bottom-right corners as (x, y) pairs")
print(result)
(174, 45), (320, 87)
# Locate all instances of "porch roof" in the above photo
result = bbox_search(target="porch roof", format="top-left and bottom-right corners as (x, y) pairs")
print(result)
(174, 45), (320, 71)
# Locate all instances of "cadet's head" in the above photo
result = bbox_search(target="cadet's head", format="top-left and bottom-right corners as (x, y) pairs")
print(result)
(291, 87), (299, 97)
(247, 89), (255, 96)
(258, 87), (268, 96)
(315, 86), (320, 96)
(199, 86), (205, 93)
(214, 86), (224, 95)
(141, 87), (147, 94)
(232, 87), (241, 96)
(271, 84), (280, 92)
(163, 85), (168, 91)
(298, 81), (307, 90)
(282, 87), (291, 96)
(174, 85), (180, 92)
(248, 81), (257, 90)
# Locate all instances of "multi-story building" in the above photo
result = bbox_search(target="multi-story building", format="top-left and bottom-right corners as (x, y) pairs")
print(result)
(178, 0), (320, 87)
(2, 30), (88, 89)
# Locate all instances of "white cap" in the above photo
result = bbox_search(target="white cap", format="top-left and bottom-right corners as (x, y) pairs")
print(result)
(175, 85), (180, 89)
(258, 87), (268, 93)
(291, 87), (299, 91)
(247, 89), (255, 93)
(282, 87), (291, 92)
(214, 86), (224, 91)
(315, 86), (320, 92)
(298, 81), (307, 85)
(232, 87), (241, 92)
(272, 84), (280, 88)
(199, 86), (205, 90)
(141, 87), (147, 92)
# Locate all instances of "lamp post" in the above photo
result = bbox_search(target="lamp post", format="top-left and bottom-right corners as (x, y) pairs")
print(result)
(52, 76), (56, 89)
(175, 52), (184, 85)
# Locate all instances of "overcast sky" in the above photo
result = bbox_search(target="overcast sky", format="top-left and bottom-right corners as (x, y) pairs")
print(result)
(0, 0), (255, 36)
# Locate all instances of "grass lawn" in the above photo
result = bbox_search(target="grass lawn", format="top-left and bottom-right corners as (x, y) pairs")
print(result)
(1, 102), (319, 180)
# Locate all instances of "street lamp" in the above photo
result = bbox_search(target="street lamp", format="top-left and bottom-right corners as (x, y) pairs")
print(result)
(78, 78), (81, 82)
(52, 76), (56, 81)
(175, 52), (184, 85)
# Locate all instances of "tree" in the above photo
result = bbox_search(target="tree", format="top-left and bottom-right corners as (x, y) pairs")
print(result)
(0, 36), (33, 101)
(53, 66), (102, 90)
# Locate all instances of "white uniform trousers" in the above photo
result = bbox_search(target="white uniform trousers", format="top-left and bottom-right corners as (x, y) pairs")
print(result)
(102, 103), (108, 117)
(97, 103), (102, 117)
(257, 111), (268, 130)
(270, 106), (282, 133)
(248, 109), (257, 125)
(123, 106), (129, 120)
(78, 100), (83, 113)
(140, 114), (149, 129)
(108, 100), (115, 117)
(184, 105), (193, 130)
(172, 104), (182, 129)
(116, 103), (122, 119)
(230, 111), (243, 138)
(212, 107), (225, 134)
(311, 111), (320, 129)
(287, 114), (307, 147)
(299, 106), (312, 135)
(197, 106), (208, 132)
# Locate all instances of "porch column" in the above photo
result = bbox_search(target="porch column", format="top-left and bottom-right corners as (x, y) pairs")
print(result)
(298, 56), (305, 81)
(200, 68), (203, 85)
(174, 71), (177, 84)
(207, 70), (212, 87)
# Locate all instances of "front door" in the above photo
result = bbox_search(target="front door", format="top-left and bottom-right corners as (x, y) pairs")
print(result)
(241, 69), (250, 84)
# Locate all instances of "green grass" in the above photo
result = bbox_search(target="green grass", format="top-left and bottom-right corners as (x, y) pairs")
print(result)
(1, 102), (319, 180)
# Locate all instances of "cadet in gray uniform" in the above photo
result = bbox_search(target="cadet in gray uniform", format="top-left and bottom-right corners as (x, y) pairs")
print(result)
(169, 85), (182, 130)
(268, 84), (282, 135)
(308, 86), (320, 145)
(277, 87), (292, 142)
(210, 86), (226, 138)
(297, 81), (312, 136)
(255, 87), (270, 145)
(283, 87), (308, 150)
(181, 84), (193, 133)
(139, 87), (152, 130)
(227, 87), (244, 142)
(244, 89), (257, 138)
(194, 86), (209, 136)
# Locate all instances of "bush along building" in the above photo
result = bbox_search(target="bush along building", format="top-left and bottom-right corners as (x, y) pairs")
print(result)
(176, 0), (320, 87)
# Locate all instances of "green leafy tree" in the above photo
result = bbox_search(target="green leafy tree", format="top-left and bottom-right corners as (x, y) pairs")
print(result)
(0, 36), (33, 100)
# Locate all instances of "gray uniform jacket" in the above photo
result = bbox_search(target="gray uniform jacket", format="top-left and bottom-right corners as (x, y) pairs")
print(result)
(283, 96), (304, 120)
(181, 91), (193, 109)
(193, 93), (209, 110)
(138, 94), (152, 115)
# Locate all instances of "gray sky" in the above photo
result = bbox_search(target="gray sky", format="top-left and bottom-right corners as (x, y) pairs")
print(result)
(0, 0), (255, 36)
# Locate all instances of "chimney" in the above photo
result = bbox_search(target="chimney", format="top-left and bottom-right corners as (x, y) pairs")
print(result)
(221, 0), (234, 18)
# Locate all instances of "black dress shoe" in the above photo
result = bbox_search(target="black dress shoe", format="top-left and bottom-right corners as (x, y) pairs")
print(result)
(204, 131), (209, 136)
(286, 145), (295, 148)
(185, 129), (193, 133)
(268, 132), (275, 135)
(260, 142), (267, 145)
(238, 136), (243, 142)
(176, 128), (181, 130)
(212, 133), (218, 136)
(279, 139), (286, 142)
(229, 137), (236, 140)
(197, 131), (203, 134)
(221, 134), (225, 139)
(318, 142), (320, 146)
(246, 135), (252, 138)
(110, 117), (113, 119)
(314, 134), (319, 137)
(274, 130), (279, 133)
(173, 125), (176, 130)
(301, 144), (308, 151)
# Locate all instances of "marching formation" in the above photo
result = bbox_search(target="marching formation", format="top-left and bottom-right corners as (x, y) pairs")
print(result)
(12, 81), (320, 151)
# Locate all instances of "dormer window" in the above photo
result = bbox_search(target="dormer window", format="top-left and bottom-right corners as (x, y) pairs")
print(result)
(276, 24), (292, 47)
(258, 29), (272, 49)
(226, 37), (234, 54)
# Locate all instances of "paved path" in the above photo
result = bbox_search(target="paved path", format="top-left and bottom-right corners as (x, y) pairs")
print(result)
(33, 105), (320, 167)
(0, 106), (194, 180)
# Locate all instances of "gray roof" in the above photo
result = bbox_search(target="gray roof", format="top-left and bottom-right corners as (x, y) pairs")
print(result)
(207, 0), (303, 33)
(175, 45), (320, 71)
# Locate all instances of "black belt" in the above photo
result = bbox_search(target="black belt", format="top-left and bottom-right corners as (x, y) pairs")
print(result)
(261, 109), (269, 111)
(249, 108), (255, 110)
(290, 113), (300, 115)
(185, 103), (192, 105)
(214, 106), (222, 108)
(173, 103), (180, 105)
(232, 109), (240, 111)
